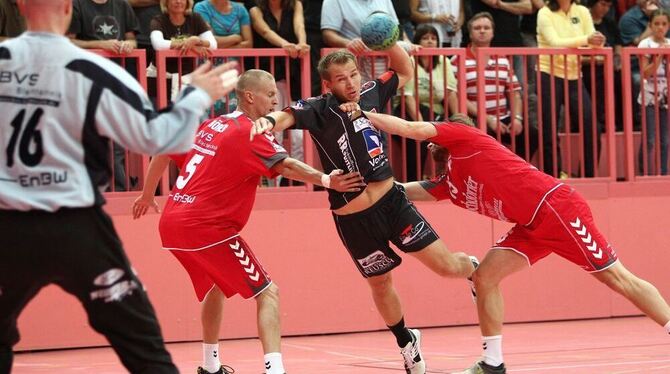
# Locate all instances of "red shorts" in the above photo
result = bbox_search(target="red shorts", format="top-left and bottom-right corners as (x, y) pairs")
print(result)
(494, 185), (618, 272)
(168, 235), (271, 301)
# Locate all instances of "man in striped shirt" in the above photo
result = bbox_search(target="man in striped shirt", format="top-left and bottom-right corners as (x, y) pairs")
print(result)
(451, 12), (538, 161)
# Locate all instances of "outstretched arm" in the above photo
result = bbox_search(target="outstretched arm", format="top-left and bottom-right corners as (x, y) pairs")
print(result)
(401, 182), (438, 202)
(271, 158), (366, 192)
(250, 110), (296, 140)
(365, 111), (437, 140)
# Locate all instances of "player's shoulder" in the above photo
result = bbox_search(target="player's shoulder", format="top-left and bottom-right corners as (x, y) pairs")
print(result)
(290, 95), (326, 111)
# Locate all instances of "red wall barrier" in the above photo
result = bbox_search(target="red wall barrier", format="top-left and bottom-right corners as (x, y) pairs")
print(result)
(14, 180), (670, 351)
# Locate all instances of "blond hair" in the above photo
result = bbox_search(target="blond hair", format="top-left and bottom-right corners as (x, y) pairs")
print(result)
(160, 0), (194, 15)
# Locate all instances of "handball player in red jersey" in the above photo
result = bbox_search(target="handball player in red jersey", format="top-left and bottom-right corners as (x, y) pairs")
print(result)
(362, 111), (670, 374)
(132, 70), (365, 374)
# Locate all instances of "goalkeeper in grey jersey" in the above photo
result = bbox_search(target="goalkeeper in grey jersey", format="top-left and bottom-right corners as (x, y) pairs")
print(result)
(0, 0), (238, 372)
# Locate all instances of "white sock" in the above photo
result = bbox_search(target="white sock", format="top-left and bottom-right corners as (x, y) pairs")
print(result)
(665, 321), (670, 334)
(202, 343), (221, 373)
(481, 335), (503, 367)
(264, 352), (285, 374)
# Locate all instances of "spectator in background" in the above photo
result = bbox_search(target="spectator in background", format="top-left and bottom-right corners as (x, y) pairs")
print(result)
(194, 0), (252, 49)
(129, 0), (161, 62)
(250, 0), (309, 102)
(537, 0), (605, 178)
(68, 0), (141, 192)
(320, 0), (399, 82)
(620, 0), (666, 129)
(519, 0), (544, 130)
(393, 0), (414, 40)
(467, 0), (533, 83)
(584, 0), (624, 132)
(452, 12), (539, 162)
(410, 0), (465, 48)
(150, 0), (216, 62)
(302, 0), (324, 96)
(68, 0), (139, 53)
(637, 9), (670, 175)
(0, 0), (25, 41)
(250, 0), (309, 167)
(398, 24), (459, 181)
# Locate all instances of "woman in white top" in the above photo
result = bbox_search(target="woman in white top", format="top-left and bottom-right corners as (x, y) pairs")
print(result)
(638, 9), (670, 175)
(150, 0), (217, 56)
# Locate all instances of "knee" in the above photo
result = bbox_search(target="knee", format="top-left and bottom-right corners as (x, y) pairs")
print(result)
(471, 267), (499, 291)
(257, 283), (280, 305)
(367, 273), (394, 295)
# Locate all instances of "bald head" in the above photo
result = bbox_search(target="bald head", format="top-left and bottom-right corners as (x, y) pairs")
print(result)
(235, 69), (278, 120)
(235, 70), (275, 96)
(18, 0), (72, 34)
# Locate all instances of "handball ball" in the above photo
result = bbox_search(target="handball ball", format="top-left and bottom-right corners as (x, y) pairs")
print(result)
(361, 12), (399, 51)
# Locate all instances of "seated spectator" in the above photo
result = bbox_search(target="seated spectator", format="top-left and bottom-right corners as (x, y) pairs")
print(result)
(637, 9), (670, 175)
(537, 0), (604, 178)
(194, 0), (252, 49)
(410, 0), (464, 47)
(68, 0), (141, 191)
(452, 12), (538, 161)
(396, 24), (459, 181)
(0, 0), (25, 41)
(402, 24), (458, 122)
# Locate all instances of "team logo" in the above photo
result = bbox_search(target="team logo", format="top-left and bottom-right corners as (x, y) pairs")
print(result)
(291, 100), (305, 109)
(400, 221), (426, 245)
(360, 80), (377, 95)
(362, 128), (383, 157)
(357, 250), (395, 275)
(353, 116), (373, 132)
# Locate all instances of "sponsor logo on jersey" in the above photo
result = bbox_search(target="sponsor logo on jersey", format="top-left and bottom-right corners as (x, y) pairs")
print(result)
(337, 133), (356, 173)
(464, 175), (480, 213)
(0, 71), (39, 86)
(357, 250), (395, 275)
(400, 221), (427, 245)
(360, 80), (377, 95)
(207, 119), (229, 133)
(291, 100), (305, 109)
(362, 128), (383, 158)
(353, 116), (373, 132)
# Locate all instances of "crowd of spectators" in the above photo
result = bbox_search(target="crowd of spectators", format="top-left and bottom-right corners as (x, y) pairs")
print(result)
(2, 0), (670, 181)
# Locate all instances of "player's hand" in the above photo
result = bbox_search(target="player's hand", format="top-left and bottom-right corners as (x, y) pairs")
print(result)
(327, 170), (366, 192)
(250, 116), (275, 140)
(190, 60), (239, 102)
(347, 38), (370, 55)
(132, 194), (160, 219)
(339, 102), (361, 113)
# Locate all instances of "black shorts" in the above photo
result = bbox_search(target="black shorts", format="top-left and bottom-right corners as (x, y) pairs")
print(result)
(332, 183), (440, 277)
(0, 207), (177, 374)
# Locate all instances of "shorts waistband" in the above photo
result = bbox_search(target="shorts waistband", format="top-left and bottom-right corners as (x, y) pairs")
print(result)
(332, 184), (399, 222)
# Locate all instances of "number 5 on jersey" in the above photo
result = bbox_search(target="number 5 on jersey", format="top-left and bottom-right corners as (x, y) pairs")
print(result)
(175, 153), (204, 189)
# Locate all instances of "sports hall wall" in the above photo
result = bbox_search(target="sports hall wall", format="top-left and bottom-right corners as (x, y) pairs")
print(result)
(15, 180), (670, 350)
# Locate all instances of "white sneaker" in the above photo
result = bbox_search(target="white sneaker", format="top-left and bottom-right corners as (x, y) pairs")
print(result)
(467, 256), (479, 303)
(400, 328), (426, 374)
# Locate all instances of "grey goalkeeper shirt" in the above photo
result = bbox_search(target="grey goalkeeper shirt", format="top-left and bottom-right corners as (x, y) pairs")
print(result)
(0, 32), (212, 211)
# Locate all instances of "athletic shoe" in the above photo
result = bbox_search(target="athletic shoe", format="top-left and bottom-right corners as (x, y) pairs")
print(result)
(467, 255), (479, 303)
(453, 361), (506, 374)
(400, 328), (426, 374)
(197, 365), (235, 374)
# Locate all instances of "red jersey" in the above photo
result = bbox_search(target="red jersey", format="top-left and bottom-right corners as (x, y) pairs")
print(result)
(421, 123), (560, 226)
(159, 111), (288, 249)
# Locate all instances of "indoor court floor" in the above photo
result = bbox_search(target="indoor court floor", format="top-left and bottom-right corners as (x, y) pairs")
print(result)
(12, 316), (670, 373)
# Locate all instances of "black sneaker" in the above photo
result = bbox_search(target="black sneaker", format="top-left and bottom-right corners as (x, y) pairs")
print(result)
(197, 365), (235, 374)
(467, 256), (479, 303)
(453, 361), (506, 374)
(400, 328), (426, 373)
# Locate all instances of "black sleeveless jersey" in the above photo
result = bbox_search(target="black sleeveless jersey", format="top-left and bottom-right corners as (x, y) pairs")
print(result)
(286, 71), (399, 209)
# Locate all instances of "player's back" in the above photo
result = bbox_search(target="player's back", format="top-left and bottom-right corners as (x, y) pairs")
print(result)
(160, 111), (287, 249)
(430, 123), (560, 225)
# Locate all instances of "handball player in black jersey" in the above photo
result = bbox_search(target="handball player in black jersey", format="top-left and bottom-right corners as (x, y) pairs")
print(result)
(250, 46), (478, 373)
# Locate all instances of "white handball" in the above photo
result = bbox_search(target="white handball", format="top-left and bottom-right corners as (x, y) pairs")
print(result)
(220, 69), (239, 93)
